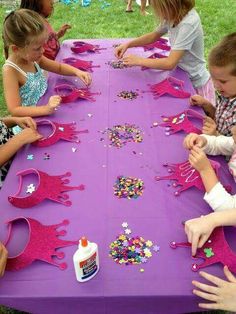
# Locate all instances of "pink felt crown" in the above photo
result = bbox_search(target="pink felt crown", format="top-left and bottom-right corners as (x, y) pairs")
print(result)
(170, 227), (236, 273)
(33, 119), (88, 147)
(54, 82), (100, 103)
(148, 76), (191, 99)
(62, 57), (100, 72)
(155, 159), (221, 196)
(4, 217), (79, 271)
(71, 41), (106, 54)
(141, 52), (167, 71)
(8, 169), (85, 208)
(157, 109), (204, 135)
(143, 38), (171, 51)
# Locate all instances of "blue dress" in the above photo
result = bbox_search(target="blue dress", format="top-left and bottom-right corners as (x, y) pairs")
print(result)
(4, 60), (48, 133)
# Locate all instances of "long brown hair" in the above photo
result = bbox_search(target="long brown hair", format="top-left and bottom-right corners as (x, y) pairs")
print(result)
(2, 9), (45, 59)
(209, 32), (236, 76)
(150, 0), (195, 24)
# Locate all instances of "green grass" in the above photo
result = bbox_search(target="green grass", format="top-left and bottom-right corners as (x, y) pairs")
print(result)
(0, 0), (236, 116)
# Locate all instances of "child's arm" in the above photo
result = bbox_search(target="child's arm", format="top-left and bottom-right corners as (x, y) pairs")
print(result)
(192, 266), (236, 312)
(56, 24), (71, 39)
(3, 66), (61, 117)
(2, 116), (36, 130)
(115, 30), (164, 59)
(0, 243), (8, 277)
(189, 146), (218, 193)
(185, 208), (236, 256)
(122, 49), (185, 71)
(190, 95), (216, 118)
(0, 128), (42, 167)
(39, 57), (92, 86)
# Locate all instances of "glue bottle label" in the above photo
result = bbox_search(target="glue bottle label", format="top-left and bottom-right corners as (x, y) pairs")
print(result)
(79, 252), (98, 280)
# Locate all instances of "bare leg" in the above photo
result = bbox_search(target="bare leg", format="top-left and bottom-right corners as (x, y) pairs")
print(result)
(126, 0), (133, 12)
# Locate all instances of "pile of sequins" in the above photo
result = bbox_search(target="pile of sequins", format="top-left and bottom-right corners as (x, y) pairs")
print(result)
(107, 123), (143, 148)
(109, 222), (160, 267)
(117, 90), (139, 100)
(108, 60), (128, 69)
(113, 176), (144, 199)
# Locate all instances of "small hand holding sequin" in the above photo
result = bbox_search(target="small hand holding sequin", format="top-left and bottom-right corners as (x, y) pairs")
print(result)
(157, 109), (204, 135)
(71, 41), (106, 54)
(170, 227), (236, 273)
(33, 119), (88, 147)
(63, 57), (100, 72)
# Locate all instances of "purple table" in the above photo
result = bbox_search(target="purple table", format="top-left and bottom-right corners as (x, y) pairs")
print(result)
(0, 39), (235, 314)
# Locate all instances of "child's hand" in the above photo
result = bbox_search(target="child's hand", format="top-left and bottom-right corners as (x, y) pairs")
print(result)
(184, 215), (214, 256)
(75, 70), (92, 86)
(0, 242), (8, 277)
(192, 266), (236, 311)
(16, 127), (43, 145)
(57, 24), (71, 38)
(115, 43), (128, 59)
(202, 116), (217, 135)
(47, 95), (61, 114)
(183, 133), (207, 150)
(189, 95), (206, 107)
(13, 117), (36, 130)
(122, 54), (143, 67)
(189, 146), (212, 173)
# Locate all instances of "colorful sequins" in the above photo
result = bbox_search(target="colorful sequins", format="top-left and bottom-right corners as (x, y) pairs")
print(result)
(117, 90), (138, 100)
(106, 124), (143, 148)
(113, 176), (144, 199)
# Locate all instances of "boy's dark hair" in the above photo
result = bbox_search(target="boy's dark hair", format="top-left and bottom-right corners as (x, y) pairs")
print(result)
(20, 0), (43, 14)
(209, 32), (236, 76)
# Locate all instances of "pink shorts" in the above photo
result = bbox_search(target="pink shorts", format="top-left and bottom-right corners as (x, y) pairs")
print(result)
(195, 78), (216, 107)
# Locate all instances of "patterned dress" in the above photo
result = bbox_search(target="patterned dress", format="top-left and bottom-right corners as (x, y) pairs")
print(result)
(0, 121), (13, 189)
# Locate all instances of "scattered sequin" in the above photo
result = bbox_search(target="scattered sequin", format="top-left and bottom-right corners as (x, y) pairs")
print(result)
(117, 90), (138, 100)
(72, 147), (77, 153)
(113, 176), (144, 199)
(104, 124), (143, 149)
(109, 60), (128, 69)
(44, 153), (50, 160)
(27, 154), (34, 160)
(26, 183), (36, 194)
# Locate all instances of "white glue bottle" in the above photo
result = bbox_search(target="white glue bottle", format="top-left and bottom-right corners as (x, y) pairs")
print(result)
(73, 236), (99, 282)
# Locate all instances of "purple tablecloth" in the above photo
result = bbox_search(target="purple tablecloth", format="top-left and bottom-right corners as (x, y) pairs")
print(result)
(0, 39), (235, 314)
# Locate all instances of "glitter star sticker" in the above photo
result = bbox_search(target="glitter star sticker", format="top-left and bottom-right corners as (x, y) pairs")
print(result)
(26, 183), (36, 194)
(122, 222), (128, 228)
(124, 228), (131, 235)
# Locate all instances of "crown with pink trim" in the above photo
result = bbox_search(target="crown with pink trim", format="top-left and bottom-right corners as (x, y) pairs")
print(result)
(170, 227), (236, 273)
(155, 159), (221, 196)
(143, 38), (171, 51)
(4, 217), (78, 271)
(148, 76), (191, 99)
(8, 169), (85, 208)
(71, 41), (106, 54)
(141, 52), (167, 71)
(157, 109), (204, 135)
(62, 57), (100, 72)
(54, 82), (100, 103)
(33, 120), (88, 147)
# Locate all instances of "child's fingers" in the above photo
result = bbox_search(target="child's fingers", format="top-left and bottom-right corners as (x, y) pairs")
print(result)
(223, 266), (236, 283)
(199, 271), (225, 287)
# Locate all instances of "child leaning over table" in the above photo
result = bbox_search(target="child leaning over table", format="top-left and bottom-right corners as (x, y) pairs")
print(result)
(115, 0), (215, 104)
(185, 208), (236, 312)
(0, 116), (41, 189)
(2, 9), (91, 131)
(183, 127), (236, 212)
(190, 32), (236, 137)
(20, 0), (71, 60)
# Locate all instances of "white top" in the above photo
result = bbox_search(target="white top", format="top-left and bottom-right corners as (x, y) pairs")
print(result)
(201, 134), (236, 211)
(157, 8), (209, 89)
